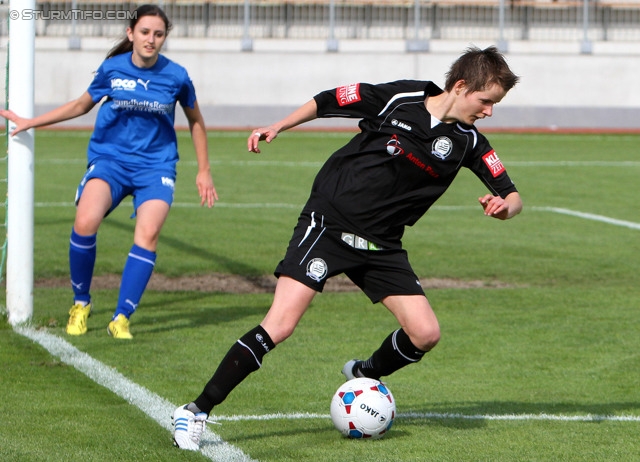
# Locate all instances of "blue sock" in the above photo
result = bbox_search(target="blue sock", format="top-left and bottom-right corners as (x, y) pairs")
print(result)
(69, 229), (96, 305)
(113, 244), (156, 319)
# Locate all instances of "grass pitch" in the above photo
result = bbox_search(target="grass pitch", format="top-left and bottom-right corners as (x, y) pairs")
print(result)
(1, 130), (640, 461)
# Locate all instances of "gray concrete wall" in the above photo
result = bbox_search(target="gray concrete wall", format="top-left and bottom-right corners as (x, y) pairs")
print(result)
(14, 37), (640, 131)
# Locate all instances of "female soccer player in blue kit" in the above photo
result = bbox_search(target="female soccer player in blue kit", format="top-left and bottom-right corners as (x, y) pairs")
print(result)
(0, 4), (217, 339)
(171, 46), (522, 451)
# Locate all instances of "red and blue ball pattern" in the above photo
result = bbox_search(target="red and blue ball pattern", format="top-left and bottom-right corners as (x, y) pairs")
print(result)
(330, 378), (396, 439)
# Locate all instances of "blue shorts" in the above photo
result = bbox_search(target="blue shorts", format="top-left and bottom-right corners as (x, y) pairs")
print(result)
(274, 209), (425, 303)
(74, 158), (176, 216)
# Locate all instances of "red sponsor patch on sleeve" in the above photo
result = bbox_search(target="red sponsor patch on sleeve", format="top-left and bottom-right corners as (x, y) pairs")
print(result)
(336, 83), (361, 106)
(482, 150), (505, 178)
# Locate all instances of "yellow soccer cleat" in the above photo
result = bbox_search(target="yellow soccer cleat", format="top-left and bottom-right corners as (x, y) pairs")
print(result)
(107, 314), (133, 339)
(66, 302), (92, 335)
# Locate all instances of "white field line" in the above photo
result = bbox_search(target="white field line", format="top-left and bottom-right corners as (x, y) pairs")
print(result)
(532, 207), (640, 231)
(15, 202), (640, 451)
(11, 326), (640, 462)
(402, 412), (640, 422)
(210, 411), (640, 423)
(13, 323), (640, 427)
(14, 325), (256, 462)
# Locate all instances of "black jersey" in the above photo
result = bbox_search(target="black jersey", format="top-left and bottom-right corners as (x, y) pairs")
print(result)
(304, 79), (518, 249)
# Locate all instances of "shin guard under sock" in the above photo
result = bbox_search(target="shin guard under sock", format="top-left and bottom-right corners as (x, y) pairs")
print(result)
(194, 325), (275, 414)
(358, 328), (426, 380)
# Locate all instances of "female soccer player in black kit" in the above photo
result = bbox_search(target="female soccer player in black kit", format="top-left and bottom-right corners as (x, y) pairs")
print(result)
(172, 45), (523, 450)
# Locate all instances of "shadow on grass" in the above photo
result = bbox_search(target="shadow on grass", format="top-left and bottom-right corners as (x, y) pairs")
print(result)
(33, 287), (271, 335)
(208, 425), (338, 446)
(103, 217), (264, 276)
(126, 291), (270, 334)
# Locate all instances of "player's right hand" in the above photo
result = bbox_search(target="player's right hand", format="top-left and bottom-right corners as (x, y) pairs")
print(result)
(0, 109), (28, 136)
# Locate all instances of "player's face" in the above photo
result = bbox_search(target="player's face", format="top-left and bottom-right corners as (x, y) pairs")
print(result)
(455, 82), (507, 125)
(126, 15), (167, 67)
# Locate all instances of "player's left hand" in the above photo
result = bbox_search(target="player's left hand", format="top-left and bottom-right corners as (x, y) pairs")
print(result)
(197, 170), (218, 208)
(478, 194), (508, 220)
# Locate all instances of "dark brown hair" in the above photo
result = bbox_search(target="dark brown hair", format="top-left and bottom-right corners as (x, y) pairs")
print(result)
(444, 46), (519, 93)
(106, 4), (172, 59)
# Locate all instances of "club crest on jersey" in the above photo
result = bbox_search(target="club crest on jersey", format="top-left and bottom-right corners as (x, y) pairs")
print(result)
(306, 258), (328, 282)
(336, 83), (361, 106)
(482, 150), (505, 177)
(431, 136), (452, 160)
(386, 134), (404, 156)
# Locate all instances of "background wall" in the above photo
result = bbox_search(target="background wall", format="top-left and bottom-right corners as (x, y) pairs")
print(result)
(23, 37), (640, 131)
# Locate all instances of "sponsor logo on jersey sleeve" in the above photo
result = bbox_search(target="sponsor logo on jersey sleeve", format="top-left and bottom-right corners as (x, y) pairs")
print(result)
(336, 83), (361, 106)
(482, 150), (505, 177)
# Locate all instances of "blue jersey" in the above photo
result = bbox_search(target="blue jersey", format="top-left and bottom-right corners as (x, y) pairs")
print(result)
(86, 52), (196, 169)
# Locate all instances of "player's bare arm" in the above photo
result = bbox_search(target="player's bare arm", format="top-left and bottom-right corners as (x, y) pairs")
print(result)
(183, 102), (218, 208)
(0, 91), (96, 136)
(248, 99), (318, 153)
(478, 191), (522, 220)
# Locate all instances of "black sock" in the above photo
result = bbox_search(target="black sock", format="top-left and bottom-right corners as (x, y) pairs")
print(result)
(193, 325), (275, 414)
(357, 329), (426, 379)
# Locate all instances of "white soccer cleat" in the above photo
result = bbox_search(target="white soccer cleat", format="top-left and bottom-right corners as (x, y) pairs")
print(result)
(341, 359), (361, 381)
(172, 404), (207, 451)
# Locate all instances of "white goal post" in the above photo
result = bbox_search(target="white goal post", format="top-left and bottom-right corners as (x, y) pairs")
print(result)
(6, 0), (35, 325)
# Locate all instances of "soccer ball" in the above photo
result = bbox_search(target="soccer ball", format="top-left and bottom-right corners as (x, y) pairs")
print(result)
(330, 377), (396, 439)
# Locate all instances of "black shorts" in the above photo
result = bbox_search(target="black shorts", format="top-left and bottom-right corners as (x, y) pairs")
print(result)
(274, 210), (425, 303)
